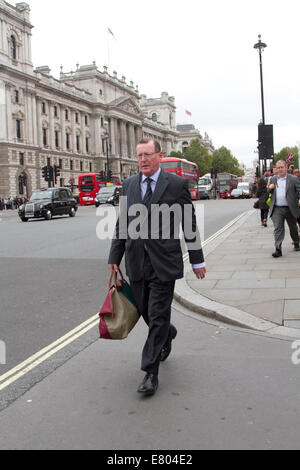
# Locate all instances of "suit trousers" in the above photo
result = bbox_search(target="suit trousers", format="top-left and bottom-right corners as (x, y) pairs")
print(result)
(271, 206), (300, 250)
(130, 251), (177, 376)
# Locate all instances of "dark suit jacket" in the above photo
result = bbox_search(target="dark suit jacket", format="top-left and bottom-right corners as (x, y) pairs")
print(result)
(269, 174), (300, 219)
(108, 170), (205, 282)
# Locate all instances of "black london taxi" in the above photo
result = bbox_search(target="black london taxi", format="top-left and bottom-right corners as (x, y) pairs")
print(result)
(18, 188), (78, 222)
(94, 185), (121, 207)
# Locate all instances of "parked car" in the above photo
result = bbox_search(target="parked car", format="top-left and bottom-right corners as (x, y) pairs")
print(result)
(237, 182), (254, 199)
(95, 186), (121, 207)
(18, 188), (78, 222)
(230, 188), (244, 199)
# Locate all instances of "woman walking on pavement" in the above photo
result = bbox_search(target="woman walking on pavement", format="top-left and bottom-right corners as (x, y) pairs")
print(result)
(256, 178), (269, 227)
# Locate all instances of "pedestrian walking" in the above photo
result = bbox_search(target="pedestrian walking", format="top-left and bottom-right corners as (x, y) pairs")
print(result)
(268, 160), (300, 258)
(108, 138), (206, 396)
(256, 178), (269, 227)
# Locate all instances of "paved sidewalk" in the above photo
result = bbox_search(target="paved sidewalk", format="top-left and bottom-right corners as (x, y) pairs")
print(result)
(176, 210), (300, 332)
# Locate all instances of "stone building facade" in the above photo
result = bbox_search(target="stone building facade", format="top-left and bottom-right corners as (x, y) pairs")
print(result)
(176, 124), (214, 155)
(0, 1), (182, 198)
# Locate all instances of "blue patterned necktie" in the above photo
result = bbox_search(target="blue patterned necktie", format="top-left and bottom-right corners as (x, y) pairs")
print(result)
(143, 177), (153, 208)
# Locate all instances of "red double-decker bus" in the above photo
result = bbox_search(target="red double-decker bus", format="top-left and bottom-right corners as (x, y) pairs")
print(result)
(78, 173), (121, 206)
(217, 172), (238, 199)
(160, 157), (200, 200)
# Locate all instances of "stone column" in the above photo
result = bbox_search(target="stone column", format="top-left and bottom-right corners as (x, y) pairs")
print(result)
(49, 101), (55, 149)
(6, 84), (13, 142)
(80, 112), (85, 154)
(114, 119), (119, 157)
(0, 80), (7, 140)
(110, 117), (116, 156)
(26, 91), (33, 145)
(93, 115), (101, 157)
(121, 121), (128, 158)
(71, 110), (77, 152)
(32, 93), (38, 146)
(60, 105), (66, 151)
(130, 123), (136, 157)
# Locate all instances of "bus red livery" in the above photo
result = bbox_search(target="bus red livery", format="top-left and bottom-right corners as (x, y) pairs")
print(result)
(217, 172), (238, 199)
(160, 157), (200, 200)
(78, 173), (121, 206)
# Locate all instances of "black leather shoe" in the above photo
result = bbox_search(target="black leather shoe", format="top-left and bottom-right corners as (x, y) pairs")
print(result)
(137, 373), (158, 396)
(272, 250), (282, 258)
(160, 330), (177, 362)
(295, 245), (300, 252)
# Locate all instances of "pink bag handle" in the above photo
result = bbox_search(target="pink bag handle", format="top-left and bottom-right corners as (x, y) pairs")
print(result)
(109, 269), (124, 290)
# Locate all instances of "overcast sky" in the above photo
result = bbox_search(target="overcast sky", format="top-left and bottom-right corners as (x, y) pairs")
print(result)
(26, 0), (300, 168)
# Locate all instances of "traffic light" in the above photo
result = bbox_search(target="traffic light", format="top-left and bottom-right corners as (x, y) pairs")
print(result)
(107, 170), (112, 182)
(48, 166), (54, 185)
(99, 170), (106, 182)
(54, 165), (61, 185)
(42, 166), (48, 181)
(258, 124), (274, 160)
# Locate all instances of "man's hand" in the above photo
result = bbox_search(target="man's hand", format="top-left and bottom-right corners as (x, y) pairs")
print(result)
(298, 200), (300, 207)
(193, 267), (206, 280)
(108, 264), (119, 273)
(268, 183), (275, 190)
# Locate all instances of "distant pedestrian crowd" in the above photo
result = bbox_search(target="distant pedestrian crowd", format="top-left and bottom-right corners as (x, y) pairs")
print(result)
(254, 162), (300, 257)
(0, 196), (28, 211)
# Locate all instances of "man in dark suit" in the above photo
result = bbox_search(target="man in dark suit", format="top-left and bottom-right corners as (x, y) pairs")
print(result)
(268, 160), (300, 257)
(108, 138), (206, 396)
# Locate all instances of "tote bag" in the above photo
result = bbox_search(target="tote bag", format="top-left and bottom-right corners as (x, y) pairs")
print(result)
(99, 270), (139, 340)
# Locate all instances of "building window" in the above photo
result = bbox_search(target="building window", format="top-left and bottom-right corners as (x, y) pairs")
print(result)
(70, 160), (73, 171)
(101, 117), (104, 127)
(59, 158), (63, 169)
(66, 133), (70, 150)
(55, 130), (59, 148)
(14, 90), (19, 103)
(10, 35), (16, 60)
(43, 128), (47, 147)
(16, 120), (21, 139)
(19, 152), (24, 166)
(54, 106), (58, 118)
(80, 161), (83, 172)
(76, 135), (80, 152)
(42, 102), (46, 114)
(89, 162), (92, 172)
(99, 89), (103, 96)
(75, 112), (79, 124)
(85, 115), (88, 126)
(86, 137), (89, 153)
(65, 109), (69, 120)
(47, 157), (51, 166)
(152, 113), (158, 122)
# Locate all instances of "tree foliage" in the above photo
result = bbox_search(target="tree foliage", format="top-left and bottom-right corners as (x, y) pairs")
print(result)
(168, 141), (245, 177)
(181, 139), (212, 176)
(274, 146), (299, 168)
(212, 146), (244, 177)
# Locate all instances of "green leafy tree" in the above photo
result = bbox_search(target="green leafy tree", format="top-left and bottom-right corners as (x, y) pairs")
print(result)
(274, 146), (299, 168)
(183, 139), (212, 176)
(168, 151), (184, 159)
(212, 146), (244, 177)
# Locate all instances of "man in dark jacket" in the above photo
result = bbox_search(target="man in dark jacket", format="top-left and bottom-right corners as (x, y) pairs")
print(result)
(269, 160), (300, 257)
(108, 138), (205, 396)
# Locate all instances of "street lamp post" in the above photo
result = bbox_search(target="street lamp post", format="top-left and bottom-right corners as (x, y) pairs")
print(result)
(254, 35), (267, 126)
(254, 35), (268, 175)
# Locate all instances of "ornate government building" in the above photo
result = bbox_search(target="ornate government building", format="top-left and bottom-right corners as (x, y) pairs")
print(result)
(0, 1), (213, 198)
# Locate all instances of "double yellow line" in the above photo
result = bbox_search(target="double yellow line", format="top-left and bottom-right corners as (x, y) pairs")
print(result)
(0, 314), (99, 392)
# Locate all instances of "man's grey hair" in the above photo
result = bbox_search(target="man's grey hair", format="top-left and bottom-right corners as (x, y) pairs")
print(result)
(137, 138), (161, 153)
